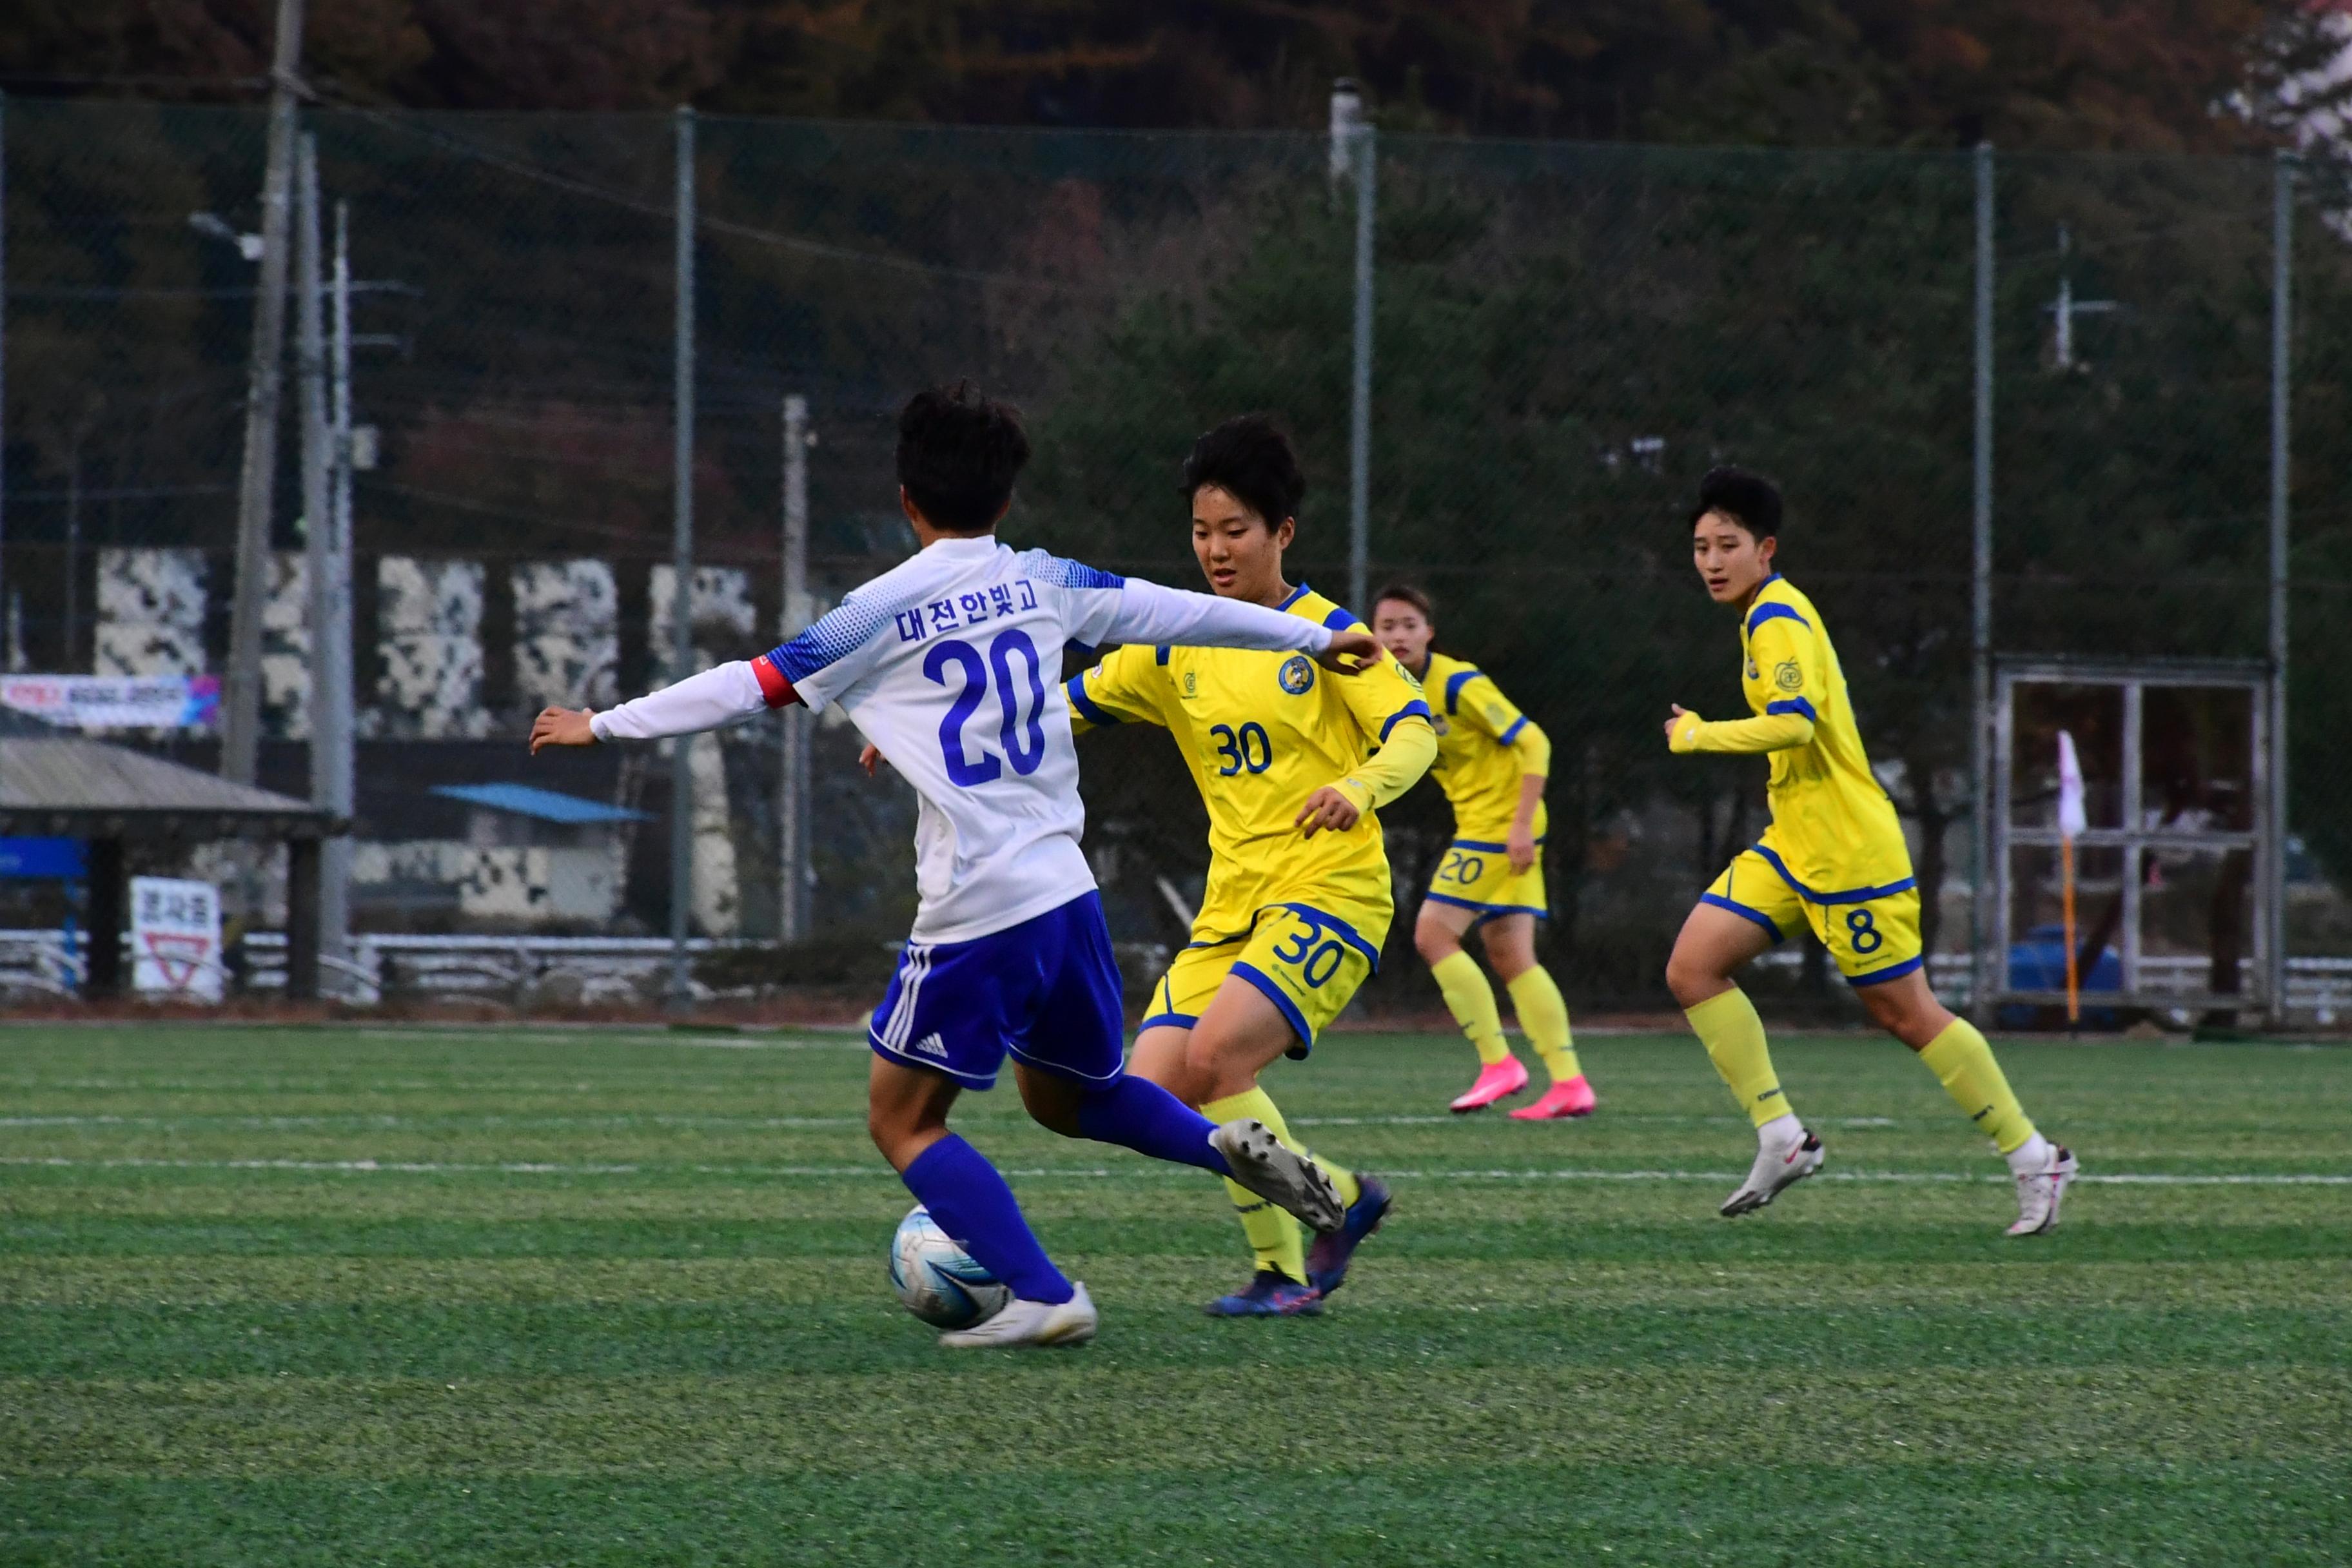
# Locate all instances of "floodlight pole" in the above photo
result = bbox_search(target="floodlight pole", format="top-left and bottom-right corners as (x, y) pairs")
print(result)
(779, 393), (812, 945)
(667, 106), (698, 1012)
(2266, 151), (2294, 1030)
(222, 0), (310, 786)
(1968, 142), (1995, 1023)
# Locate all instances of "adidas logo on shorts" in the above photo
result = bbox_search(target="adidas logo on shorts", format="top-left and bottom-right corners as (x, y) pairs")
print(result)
(911, 1033), (949, 1059)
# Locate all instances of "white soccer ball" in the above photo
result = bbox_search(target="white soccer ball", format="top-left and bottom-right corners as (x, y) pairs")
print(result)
(889, 1204), (1010, 1329)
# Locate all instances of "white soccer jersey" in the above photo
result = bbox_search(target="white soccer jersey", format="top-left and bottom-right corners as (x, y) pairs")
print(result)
(591, 535), (1338, 944)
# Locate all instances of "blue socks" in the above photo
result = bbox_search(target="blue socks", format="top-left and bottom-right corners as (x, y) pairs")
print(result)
(896, 1079), (1235, 1308)
(899, 1135), (1072, 1306)
(1077, 1074), (1233, 1176)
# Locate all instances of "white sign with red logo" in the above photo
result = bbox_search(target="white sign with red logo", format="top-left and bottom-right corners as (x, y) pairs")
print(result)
(131, 876), (224, 1001)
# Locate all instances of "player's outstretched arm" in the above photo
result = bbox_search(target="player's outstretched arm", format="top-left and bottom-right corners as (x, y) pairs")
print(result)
(1664, 703), (1814, 754)
(1086, 576), (1378, 673)
(531, 660), (786, 754)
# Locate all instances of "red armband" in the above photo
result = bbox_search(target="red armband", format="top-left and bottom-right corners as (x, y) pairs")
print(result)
(750, 654), (800, 709)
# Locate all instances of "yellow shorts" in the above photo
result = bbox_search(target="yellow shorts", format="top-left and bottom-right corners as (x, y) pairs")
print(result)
(1703, 847), (1924, 986)
(1141, 901), (1384, 1059)
(1426, 838), (1548, 923)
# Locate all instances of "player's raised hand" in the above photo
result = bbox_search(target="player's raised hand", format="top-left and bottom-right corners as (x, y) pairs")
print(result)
(1316, 629), (1382, 675)
(530, 707), (596, 753)
(858, 743), (886, 778)
(1294, 785), (1362, 838)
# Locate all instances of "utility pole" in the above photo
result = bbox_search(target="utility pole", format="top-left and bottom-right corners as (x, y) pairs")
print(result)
(667, 106), (697, 1011)
(319, 197), (357, 968)
(1, 91), (10, 635)
(295, 138), (353, 974)
(2266, 152), (2295, 1028)
(1331, 80), (1375, 616)
(779, 394), (812, 944)
(220, 0), (309, 785)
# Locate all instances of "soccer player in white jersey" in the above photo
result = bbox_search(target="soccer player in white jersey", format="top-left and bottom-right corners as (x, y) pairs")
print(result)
(531, 384), (1384, 1348)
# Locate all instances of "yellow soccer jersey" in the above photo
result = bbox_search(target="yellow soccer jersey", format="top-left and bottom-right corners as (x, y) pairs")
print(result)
(1066, 585), (1435, 939)
(1421, 651), (1548, 844)
(1732, 574), (1912, 897)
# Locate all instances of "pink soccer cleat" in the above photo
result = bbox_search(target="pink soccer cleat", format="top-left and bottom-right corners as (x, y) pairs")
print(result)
(1449, 1056), (1529, 1113)
(1509, 1075), (1597, 1121)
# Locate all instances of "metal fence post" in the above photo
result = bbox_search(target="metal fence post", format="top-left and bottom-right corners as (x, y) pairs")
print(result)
(1348, 120), (1376, 617)
(779, 393), (812, 944)
(2268, 150), (2295, 1030)
(667, 104), (698, 1011)
(1969, 141), (1996, 1021)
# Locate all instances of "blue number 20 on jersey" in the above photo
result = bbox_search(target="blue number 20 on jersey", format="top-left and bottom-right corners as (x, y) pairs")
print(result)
(926, 628), (1048, 786)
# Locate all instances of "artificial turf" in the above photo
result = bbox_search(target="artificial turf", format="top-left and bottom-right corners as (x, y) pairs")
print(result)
(1, 1022), (2346, 1565)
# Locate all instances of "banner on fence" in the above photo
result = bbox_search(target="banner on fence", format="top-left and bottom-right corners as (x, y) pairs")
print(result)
(131, 877), (224, 1001)
(0, 675), (220, 732)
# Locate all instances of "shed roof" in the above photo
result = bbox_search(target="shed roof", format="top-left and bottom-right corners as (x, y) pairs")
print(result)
(0, 736), (338, 839)
(429, 781), (651, 825)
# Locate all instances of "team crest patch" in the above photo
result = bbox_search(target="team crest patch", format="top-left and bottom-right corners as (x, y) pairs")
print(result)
(1774, 660), (1803, 692)
(1279, 655), (1316, 695)
(1182, 669), (1199, 697)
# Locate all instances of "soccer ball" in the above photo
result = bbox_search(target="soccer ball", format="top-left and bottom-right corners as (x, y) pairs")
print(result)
(889, 1204), (1010, 1329)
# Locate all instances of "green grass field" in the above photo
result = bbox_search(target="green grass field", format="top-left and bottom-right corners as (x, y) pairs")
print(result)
(2, 1022), (2347, 1566)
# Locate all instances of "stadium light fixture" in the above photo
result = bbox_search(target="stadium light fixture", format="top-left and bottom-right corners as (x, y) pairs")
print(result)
(188, 211), (265, 262)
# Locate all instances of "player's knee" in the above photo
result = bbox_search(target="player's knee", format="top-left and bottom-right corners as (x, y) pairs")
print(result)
(1413, 921), (1460, 965)
(1182, 1038), (1253, 1102)
(1663, 946), (1720, 1006)
(1015, 1071), (1086, 1138)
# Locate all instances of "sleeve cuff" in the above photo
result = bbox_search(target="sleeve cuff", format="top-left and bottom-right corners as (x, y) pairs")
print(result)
(750, 654), (798, 708)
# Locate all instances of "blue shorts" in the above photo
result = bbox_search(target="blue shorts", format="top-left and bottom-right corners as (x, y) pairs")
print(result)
(867, 892), (1126, 1091)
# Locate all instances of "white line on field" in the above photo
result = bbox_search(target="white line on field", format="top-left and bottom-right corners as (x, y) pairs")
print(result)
(3, 1154), (2347, 1186)
(0, 1112), (1910, 1132)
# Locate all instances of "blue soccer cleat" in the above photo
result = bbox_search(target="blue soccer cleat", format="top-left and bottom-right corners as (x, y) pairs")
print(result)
(1204, 1269), (1324, 1317)
(1306, 1175), (1392, 1298)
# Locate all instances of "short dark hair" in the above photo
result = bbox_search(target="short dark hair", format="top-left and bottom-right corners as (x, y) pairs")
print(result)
(1690, 465), (1782, 542)
(897, 382), (1031, 533)
(1373, 582), (1435, 622)
(1179, 414), (1306, 529)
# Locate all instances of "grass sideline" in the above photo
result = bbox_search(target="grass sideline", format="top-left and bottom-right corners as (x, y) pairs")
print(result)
(2, 1023), (2346, 1566)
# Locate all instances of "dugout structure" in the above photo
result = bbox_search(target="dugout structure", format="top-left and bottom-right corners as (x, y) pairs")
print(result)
(0, 728), (341, 1000)
(1987, 658), (2280, 1024)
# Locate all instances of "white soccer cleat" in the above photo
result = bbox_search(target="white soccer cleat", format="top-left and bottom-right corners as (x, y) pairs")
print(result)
(1211, 1119), (1347, 1233)
(1720, 1125), (1825, 1217)
(938, 1282), (1098, 1349)
(2007, 1144), (2079, 1237)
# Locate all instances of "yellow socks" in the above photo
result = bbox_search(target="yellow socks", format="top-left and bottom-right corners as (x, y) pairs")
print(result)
(1432, 950), (1510, 1066)
(1919, 1018), (2037, 1154)
(1505, 966), (1580, 1084)
(1202, 1085), (1360, 1281)
(1685, 987), (1791, 1128)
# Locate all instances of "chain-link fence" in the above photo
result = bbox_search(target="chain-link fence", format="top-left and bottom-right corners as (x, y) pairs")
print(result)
(3, 98), (2347, 1015)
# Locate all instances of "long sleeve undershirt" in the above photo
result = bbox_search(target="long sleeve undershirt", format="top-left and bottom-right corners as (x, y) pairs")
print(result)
(592, 660), (776, 743)
(1331, 715), (1439, 815)
(1669, 709), (1816, 755)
